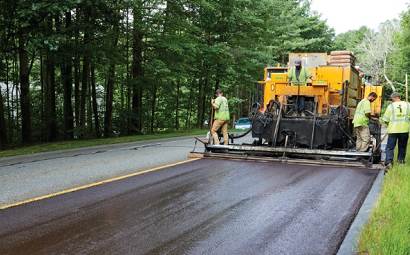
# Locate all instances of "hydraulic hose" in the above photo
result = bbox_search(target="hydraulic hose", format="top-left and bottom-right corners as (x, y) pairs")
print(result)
(229, 128), (252, 140)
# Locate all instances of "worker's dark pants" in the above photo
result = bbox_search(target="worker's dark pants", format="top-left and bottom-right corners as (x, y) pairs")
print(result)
(295, 96), (305, 113)
(385, 133), (409, 164)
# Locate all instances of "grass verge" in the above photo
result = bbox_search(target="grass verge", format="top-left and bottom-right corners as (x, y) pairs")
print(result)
(0, 129), (207, 158)
(358, 150), (410, 254)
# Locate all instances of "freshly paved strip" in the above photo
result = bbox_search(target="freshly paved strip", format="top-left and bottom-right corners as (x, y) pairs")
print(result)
(0, 159), (378, 255)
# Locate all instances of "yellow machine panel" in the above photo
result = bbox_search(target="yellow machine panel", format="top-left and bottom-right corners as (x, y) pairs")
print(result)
(261, 53), (382, 119)
(364, 85), (383, 115)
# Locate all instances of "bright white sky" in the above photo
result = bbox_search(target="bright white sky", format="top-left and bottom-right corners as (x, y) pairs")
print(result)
(311, 0), (409, 34)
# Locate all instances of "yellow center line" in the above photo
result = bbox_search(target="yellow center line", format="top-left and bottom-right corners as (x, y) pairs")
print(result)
(0, 158), (200, 210)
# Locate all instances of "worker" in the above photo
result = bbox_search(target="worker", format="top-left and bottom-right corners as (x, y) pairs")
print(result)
(352, 92), (378, 152)
(288, 60), (311, 116)
(381, 92), (410, 168)
(211, 89), (230, 145)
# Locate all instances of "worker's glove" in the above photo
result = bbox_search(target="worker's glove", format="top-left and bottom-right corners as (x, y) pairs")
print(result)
(211, 99), (215, 104)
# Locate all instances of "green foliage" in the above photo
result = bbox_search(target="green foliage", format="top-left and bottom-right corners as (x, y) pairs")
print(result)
(388, 9), (410, 96)
(0, 0), (334, 147)
(333, 26), (370, 53)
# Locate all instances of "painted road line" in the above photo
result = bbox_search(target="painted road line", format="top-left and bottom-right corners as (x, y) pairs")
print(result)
(0, 158), (199, 210)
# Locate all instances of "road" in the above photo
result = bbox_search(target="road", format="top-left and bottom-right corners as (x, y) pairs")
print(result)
(0, 136), (198, 206)
(0, 158), (377, 255)
(0, 135), (380, 254)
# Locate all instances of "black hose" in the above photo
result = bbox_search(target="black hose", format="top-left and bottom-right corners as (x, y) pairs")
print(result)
(229, 128), (252, 140)
(337, 123), (356, 144)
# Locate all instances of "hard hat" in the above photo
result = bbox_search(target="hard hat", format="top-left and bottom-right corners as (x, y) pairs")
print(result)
(390, 92), (401, 99)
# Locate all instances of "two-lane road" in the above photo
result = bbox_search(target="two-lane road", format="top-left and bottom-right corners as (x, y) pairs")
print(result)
(0, 159), (377, 255)
(0, 135), (380, 254)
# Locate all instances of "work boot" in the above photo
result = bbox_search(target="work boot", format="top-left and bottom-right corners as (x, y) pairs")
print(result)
(384, 163), (392, 175)
(300, 112), (306, 117)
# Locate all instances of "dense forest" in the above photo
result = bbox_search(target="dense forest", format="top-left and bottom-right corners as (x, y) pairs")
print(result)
(0, 0), (334, 148)
(0, 0), (409, 149)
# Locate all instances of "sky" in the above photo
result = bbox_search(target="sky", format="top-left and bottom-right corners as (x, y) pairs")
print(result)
(310, 0), (409, 34)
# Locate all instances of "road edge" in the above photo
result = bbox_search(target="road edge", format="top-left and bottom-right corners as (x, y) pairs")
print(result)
(0, 135), (199, 163)
(337, 170), (384, 255)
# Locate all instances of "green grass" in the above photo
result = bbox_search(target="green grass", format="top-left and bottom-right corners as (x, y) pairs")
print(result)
(358, 149), (410, 255)
(0, 129), (208, 158)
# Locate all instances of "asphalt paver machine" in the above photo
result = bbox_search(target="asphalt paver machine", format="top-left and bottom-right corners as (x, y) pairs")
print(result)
(190, 52), (384, 168)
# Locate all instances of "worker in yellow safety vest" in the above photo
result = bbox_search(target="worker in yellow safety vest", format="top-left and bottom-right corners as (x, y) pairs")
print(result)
(381, 92), (410, 168)
(352, 92), (379, 151)
(211, 89), (230, 145)
(288, 60), (312, 116)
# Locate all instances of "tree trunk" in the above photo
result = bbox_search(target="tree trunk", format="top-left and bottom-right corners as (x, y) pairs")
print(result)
(175, 81), (180, 130)
(74, 58), (80, 132)
(62, 59), (74, 140)
(104, 21), (119, 137)
(104, 62), (115, 137)
(5, 56), (12, 143)
(40, 54), (45, 141)
(80, 54), (90, 137)
(150, 85), (157, 133)
(41, 16), (58, 142)
(123, 6), (130, 115)
(74, 8), (81, 132)
(12, 55), (19, 139)
(44, 49), (57, 142)
(197, 77), (204, 128)
(0, 90), (7, 149)
(87, 70), (93, 134)
(18, 33), (32, 143)
(186, 83), (194, 129)
(131, 3), (144, 133)
(91, 64), (100, 137)
(204, 74), (210, 129)
(80, 6), (91, 138)
(62, 11), (74, 139)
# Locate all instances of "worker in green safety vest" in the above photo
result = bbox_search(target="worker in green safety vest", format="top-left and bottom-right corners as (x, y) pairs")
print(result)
(287, 60), (312, 116)
(211, 89), (230, 145)
(352, 92), (379, 152)
(381, 92), (410, 168)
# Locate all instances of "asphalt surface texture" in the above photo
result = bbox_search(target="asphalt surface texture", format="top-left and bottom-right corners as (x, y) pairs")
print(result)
(0, 136), (197, 206)
(0, 158), (378, 255)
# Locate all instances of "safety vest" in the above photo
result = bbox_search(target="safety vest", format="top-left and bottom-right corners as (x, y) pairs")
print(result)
(214, 96), (230, 121)
(382, 101), (410, 134)
(352, 98), (371, 128)
(288, 67), (310, 85)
